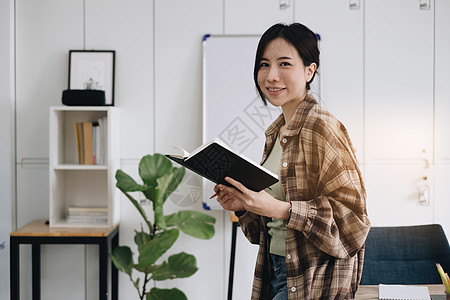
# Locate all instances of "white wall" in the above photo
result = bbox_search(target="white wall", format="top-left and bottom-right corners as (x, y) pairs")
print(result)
(4, 0), (450, 299)
(0, 0), (14, 299)
(433, 0), (450, 242)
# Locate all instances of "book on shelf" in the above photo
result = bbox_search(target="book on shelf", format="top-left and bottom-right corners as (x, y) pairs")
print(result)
(83, 122), (94, 164)
(92, 121), (98, 165)
(74, 122), (84, 164)
(66, 206), (108, 224)
(74, 116), (107, 165)
(166, 138), (278, 192)
(96, 116), (107, 165)
(67, 206), (108, 215)
(66, 215), (108, 224)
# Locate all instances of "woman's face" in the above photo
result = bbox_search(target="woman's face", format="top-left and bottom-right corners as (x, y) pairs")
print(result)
(257, 38), (315, 110)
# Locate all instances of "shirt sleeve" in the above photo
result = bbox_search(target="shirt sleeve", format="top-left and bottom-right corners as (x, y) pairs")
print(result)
(237, 211), (265, 245)
(286, 118), (370, 259)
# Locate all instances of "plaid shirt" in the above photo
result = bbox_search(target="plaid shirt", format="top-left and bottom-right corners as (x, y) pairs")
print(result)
(238, 94), (371, 299)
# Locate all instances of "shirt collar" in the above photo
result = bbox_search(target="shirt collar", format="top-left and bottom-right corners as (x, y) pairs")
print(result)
(265, 94), (318, 138)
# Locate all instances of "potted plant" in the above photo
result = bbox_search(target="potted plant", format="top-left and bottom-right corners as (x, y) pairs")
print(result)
(110, 154), (216, 300)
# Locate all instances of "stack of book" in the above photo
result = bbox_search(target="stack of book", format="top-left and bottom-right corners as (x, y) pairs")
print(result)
(66, 206), (108, 224)
(74, 116), (108, 165)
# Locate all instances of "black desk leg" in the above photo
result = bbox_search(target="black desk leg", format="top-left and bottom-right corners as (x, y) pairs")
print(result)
(227, 222), (239, 300)
(10, 237), (19, 300)
(32, 244), (41, 300)
(111, 231), (119, 300)
(99, 238), (108, 300)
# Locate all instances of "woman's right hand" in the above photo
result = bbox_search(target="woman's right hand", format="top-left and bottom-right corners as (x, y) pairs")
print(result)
(213, 184), (246, 212)
(214, 177), (290, 219)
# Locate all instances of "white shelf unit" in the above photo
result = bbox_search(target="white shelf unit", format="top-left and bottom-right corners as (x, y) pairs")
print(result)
(49, 106), (120, 228)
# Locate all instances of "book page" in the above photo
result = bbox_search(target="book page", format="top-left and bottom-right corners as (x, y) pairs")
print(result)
(170, 139), (223, 159)
(170, 145), (191, 159)
(187, 138), (225, 159)
(378, 284), (431, 300)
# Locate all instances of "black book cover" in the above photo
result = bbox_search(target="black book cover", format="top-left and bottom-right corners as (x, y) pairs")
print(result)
(166, 141), (278, 192)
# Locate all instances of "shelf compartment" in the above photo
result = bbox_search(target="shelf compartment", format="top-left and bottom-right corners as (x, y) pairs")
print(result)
(49, 106), (120, 228)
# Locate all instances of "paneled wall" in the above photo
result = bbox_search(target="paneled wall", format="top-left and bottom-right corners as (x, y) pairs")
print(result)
(0, 0), (14, 299)
(13, 0), (157, 299)
(4, 0), (450, 299)
(363, 0), (435, 226)
(296, 0), (450, 231)
(434, 0), (450, 241)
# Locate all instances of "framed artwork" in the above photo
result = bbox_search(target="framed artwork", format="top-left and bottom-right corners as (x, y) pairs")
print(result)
(69, 50), (115, 106)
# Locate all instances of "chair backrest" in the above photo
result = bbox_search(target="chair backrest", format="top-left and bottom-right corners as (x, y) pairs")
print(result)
(360, 224), (450, 285)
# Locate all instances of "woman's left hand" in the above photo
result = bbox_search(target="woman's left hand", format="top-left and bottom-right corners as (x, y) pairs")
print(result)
(216, 177), (290, 220)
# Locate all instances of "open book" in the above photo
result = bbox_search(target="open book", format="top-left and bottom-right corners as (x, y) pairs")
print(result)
(166, 138), (279, 192)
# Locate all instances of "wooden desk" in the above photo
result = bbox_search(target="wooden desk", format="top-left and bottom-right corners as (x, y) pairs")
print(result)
(10, 220), (119, 300)
(356, 285), (447, 299)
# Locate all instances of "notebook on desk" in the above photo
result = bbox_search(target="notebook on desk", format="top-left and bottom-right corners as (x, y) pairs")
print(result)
(378, 284), (431, 300)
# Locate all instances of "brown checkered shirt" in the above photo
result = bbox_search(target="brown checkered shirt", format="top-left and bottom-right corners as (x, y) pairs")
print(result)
(238, 94), (371, 299)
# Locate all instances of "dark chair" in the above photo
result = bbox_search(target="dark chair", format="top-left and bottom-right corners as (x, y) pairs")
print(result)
(360, 224), (450, 285)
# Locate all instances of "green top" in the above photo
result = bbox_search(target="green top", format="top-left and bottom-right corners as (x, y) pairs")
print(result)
(262, 135), (286, 257)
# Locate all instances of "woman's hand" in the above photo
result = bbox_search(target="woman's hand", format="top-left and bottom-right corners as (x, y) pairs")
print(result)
(214, 177), (290, 220)
(213, 183), (245, 212)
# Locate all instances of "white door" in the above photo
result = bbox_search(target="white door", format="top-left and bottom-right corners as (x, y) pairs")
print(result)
(364, 0), (434, 225)
(434, 0), (450, 237)
(365, 0), (434, 161)
(295, 0), (364, 161)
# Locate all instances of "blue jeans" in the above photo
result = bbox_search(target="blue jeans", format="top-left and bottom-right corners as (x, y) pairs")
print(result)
(269, 254), (288, 300)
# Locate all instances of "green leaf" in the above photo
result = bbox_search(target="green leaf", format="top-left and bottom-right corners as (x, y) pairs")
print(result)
(153, 173), (174, 229)
(165, 210), (216, 225)
(110, 246), (133, 276)
(165, 166), (186, 200)
(132, 263), (154, 274)
(138, 229), (179, 266)
(115, 169), (153, 234)
(134, 229), (151, 252)
(167, 252), (198, 278)
(147, 288), (187, 300)
(146, 261), (169, 279)
(179, 221), (215, 240)
(151, 252), (198, 281)
(134, 277), (140, 291)
(165, 210), (216, 239)
(142, 186), (157, 205)
(117, 188), (153, 235)
(139, 154), (173, 187)
(115, 169), (148, 192)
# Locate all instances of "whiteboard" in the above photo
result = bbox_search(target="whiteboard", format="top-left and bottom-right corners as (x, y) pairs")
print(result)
(201, 35), (282, 210)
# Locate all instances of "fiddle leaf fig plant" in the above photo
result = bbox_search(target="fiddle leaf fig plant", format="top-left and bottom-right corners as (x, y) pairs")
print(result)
(110, 154), (215, 300)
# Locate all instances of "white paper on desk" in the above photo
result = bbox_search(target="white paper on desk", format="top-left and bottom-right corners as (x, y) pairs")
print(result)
(378, 284), (431, 300)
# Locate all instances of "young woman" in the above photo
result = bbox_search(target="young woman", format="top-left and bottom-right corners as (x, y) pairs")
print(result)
(214, 23), (370, 299)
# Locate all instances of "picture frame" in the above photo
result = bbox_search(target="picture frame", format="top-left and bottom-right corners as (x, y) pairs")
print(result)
(69, 50), (115, 106)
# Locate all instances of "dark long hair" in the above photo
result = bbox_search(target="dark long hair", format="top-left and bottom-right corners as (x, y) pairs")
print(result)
(253, 23), (320, 105)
